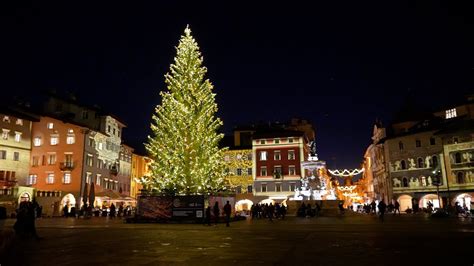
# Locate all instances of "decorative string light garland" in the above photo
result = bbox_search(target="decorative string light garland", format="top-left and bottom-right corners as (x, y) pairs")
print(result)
(328, 168), (364, 177)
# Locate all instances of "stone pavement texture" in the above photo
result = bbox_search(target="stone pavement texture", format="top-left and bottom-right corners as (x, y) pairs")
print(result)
(1, 214), (473, 266)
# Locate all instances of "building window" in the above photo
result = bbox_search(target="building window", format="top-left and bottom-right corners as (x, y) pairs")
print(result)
(16, 119), (23, 126)
(273, 166), (282, 179)
(66, 135), (75, 144)
(46, 173), (55, 184)
(415, 140), (421, 148)
(82, 110), (88, 119)
(13, 152), (19, 161)
(0, 171), (4, 180)
(432, 156), (438, 168)
(402, 177), (408, 187)
(32, 156), (39, 166)
(260, 151), (267, 161)
(260, 166), (267, 176)
(47, 154), (56, 165)
(274, 151), (281, 160)
(2, 129), (9, 140)
(260, 140), (265, 144)
(430, 137), (436, 145)
(401, 160), (407, 170)
(276, 183), (282, 192)
(3, 116), (10, 123)
(50, 135), (59, 145)
(34, 137), (42, 146)
(86, 172), (92, 184)
(107, 125), (111, 133)
(288, 150), (295, 160)
(47, 123), (54, 129)
(274, 139), (280, 144)
(445, 108), (457, 119)
(289, 165), (296, 175)
(113, 128), (116, 135)
(98, 142), (103, 150)
(14, 132), (21, 142)
(454, 153), (462, 164)
(417, 158), (424, 168)
(247, 185), (253, 193)
(261, 184), (267, 192)
(247, 168), (252, 175)
(237, 168), (242, 176)
(96, 174), (101, 186)
(457, 172), (465, 184)
(88, 138), (94, 147)
(86, 154), (93, 166)
(0, 150), (6, 160)
(290, 183), (296, 192)
(63, 172), (71, 184)
(288, 138), (293, 143)
(399, 142), (404, 151)
(27, 174), (37, 185)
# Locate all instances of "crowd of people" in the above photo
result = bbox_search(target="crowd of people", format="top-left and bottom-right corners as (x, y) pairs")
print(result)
(250, 203), (286, 220)
(62, 203), (135, 218)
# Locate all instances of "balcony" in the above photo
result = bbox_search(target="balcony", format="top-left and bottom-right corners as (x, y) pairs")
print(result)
(110, 166), (118, 176)
(59, 161), (75, 171)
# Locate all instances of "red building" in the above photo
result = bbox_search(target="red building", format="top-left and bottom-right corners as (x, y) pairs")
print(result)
(253, 130), (307, 200)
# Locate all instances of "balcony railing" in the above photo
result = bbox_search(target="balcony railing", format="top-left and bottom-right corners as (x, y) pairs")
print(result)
(110, 167), (118, 176)
(59, 161), (75, 171)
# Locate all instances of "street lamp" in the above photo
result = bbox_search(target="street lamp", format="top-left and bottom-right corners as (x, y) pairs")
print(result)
(432, 169), (441, 209)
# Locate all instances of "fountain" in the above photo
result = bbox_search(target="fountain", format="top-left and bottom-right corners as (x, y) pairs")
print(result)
(291, 141), (337, 200)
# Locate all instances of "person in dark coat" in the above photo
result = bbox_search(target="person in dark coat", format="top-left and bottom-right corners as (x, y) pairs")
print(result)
(110, 203), (116, 218)
(223, 201), (232, 227)
(378, 200), (387, 222)
(205, 206), (211, 226)
(213, 202), (220, 225)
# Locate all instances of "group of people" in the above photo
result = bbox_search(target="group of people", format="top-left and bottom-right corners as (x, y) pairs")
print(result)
(62, 203), (134, 218)
(297, 202), (320, 217)
(251, 203), (286, 220)
(205, 201), (232, 226)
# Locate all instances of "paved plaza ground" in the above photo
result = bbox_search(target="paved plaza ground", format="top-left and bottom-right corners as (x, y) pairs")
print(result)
(1, 214), (473, 265)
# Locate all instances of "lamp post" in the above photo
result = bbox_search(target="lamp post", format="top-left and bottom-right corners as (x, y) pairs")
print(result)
(433, 169), (441, 208)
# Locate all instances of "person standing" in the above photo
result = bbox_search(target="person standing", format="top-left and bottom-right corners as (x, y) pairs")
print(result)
(213, 202), (220, 225)
(205, 206), (211, 226)
(224, 201), (232, 227)
(393, 200), (400, 215)
(378, 200), (387, 222)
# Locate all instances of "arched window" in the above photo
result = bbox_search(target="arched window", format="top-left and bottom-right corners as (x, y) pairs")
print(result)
(457, 172), (465, 184)
(401, 160), (407, 170)
(417, 158), (424, 168)
(455, 153), (462, 164)
(402, 177), (409, 187)
(432, 156), (438, 168)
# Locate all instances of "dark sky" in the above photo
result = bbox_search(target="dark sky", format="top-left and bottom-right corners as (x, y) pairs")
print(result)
(2, 1), (473, 169)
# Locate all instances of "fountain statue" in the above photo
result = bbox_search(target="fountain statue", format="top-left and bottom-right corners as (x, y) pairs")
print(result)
(291, 141), (337, 200)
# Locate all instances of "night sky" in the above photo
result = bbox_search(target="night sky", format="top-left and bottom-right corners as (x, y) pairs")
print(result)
(2, 2), (473, 169)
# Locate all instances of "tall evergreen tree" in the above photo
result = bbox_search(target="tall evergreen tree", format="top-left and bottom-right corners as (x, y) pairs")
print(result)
(145, 26), (226, 195)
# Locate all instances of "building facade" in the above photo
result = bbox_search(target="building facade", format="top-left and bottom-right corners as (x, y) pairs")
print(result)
(384, 96), (474, 211)
(252, 131), (305, 200)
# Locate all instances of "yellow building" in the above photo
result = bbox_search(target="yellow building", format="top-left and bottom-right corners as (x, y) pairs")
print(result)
(131, 153), (152, 199)
(223, 149), (253, 193)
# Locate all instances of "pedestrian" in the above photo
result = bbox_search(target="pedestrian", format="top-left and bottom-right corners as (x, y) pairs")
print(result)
(378, 200), (387, 222)
(338, 201), (345, 216)
(110, 203), (116, 218)
(213, 202), (220, 225)
(205, 206), (211, 226)
(393, 201), (400, 215)
(224, 201), (232, 227)
(63, 204), (69, 217)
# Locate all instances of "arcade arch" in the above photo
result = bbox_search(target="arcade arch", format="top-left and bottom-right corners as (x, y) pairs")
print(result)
(397, 194), (412, 212)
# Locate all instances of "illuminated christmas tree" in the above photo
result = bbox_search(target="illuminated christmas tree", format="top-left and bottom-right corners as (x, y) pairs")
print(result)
(145, 26), (226, 195)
